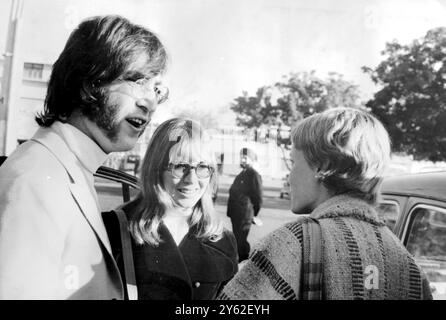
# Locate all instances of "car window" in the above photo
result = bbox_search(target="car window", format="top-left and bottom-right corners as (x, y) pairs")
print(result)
(405, 205), (446, 300)
(94, 175), (139, 212)
(376, 201), (400, 233)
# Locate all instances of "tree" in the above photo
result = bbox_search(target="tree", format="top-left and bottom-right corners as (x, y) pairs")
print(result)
(230, 71), (362, 128)
(363, 27), (446, 162)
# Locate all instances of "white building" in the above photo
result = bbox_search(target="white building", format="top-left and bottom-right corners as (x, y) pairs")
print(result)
(0, 57), (52, 142)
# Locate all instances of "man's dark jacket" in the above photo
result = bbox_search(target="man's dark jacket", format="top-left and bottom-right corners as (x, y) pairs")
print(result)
(227, 166), (263, 223)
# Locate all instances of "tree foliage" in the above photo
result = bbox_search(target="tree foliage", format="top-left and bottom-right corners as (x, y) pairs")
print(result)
(363, 27), (446, 162)
(230, 71), (362, 128)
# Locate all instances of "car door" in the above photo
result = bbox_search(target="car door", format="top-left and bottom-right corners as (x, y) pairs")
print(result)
(399, 197), (446, 300)
(94, 166), (140, 212)
(376, 195), (408, 234)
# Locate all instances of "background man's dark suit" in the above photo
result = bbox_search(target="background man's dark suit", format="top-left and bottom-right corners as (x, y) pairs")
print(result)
(227, 160), (262, 262)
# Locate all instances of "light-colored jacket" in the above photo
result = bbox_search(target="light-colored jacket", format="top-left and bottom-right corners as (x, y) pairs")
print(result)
(219, 194), (433, 300)
(0, 126), (123, 299)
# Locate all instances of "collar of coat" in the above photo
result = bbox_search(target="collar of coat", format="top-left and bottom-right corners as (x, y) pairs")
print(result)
(31, 123), (113, 255)
(309, 194), (386, 227)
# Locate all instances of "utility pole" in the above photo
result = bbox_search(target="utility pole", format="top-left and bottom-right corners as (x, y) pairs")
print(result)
(0, 0), (24, 156)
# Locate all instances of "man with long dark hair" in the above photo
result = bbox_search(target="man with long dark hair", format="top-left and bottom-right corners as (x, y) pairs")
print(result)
(0, 15), (168, 299)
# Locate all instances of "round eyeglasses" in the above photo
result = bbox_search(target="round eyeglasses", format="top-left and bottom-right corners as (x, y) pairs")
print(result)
(132, 78), (169, 104)
(165, 163), (214, 179)
(111, 77), (169, 104)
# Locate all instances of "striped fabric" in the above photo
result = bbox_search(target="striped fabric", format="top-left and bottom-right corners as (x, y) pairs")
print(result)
(371, 223), (389, 297)
(300, 218), (323, 300)
(251, 250), (297, 299)
(217, 195), (433, 300)
(333, 217), (364, 299)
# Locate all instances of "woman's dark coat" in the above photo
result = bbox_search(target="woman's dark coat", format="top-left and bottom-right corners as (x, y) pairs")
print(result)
(103, 207), (238, 300)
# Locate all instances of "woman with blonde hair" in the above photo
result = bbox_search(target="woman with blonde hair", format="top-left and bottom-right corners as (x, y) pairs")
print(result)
(104, 118), (238, 300)
(218, 108), (432, 300)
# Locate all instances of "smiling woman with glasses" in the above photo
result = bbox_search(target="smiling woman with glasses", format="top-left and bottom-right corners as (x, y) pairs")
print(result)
(103, 118), (238, 300)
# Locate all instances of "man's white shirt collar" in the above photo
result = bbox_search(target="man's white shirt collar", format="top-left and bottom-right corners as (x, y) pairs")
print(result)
(51, 121), (108, 174)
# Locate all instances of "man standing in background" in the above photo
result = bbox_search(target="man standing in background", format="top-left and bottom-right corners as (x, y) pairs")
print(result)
(227, 148), (263, 262)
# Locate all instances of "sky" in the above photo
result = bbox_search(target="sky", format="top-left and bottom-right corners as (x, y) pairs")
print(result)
(2, 0), (446, 125)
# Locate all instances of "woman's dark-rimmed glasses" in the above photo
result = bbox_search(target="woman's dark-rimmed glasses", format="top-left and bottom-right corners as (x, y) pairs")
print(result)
(165, 163), (214, 179)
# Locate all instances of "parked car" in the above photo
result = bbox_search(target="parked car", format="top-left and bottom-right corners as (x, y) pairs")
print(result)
(277, 125), (291, 147)
(119, 154), (141, 177)
(280, 173), (290, 199)
(93, 166), (140, 212)
(378, 171), (446, 300)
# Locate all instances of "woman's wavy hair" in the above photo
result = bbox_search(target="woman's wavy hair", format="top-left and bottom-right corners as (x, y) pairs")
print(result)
(129, 118), (223, 246)
(292, 107), (391, 204)
(36, 15), (167, 127)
